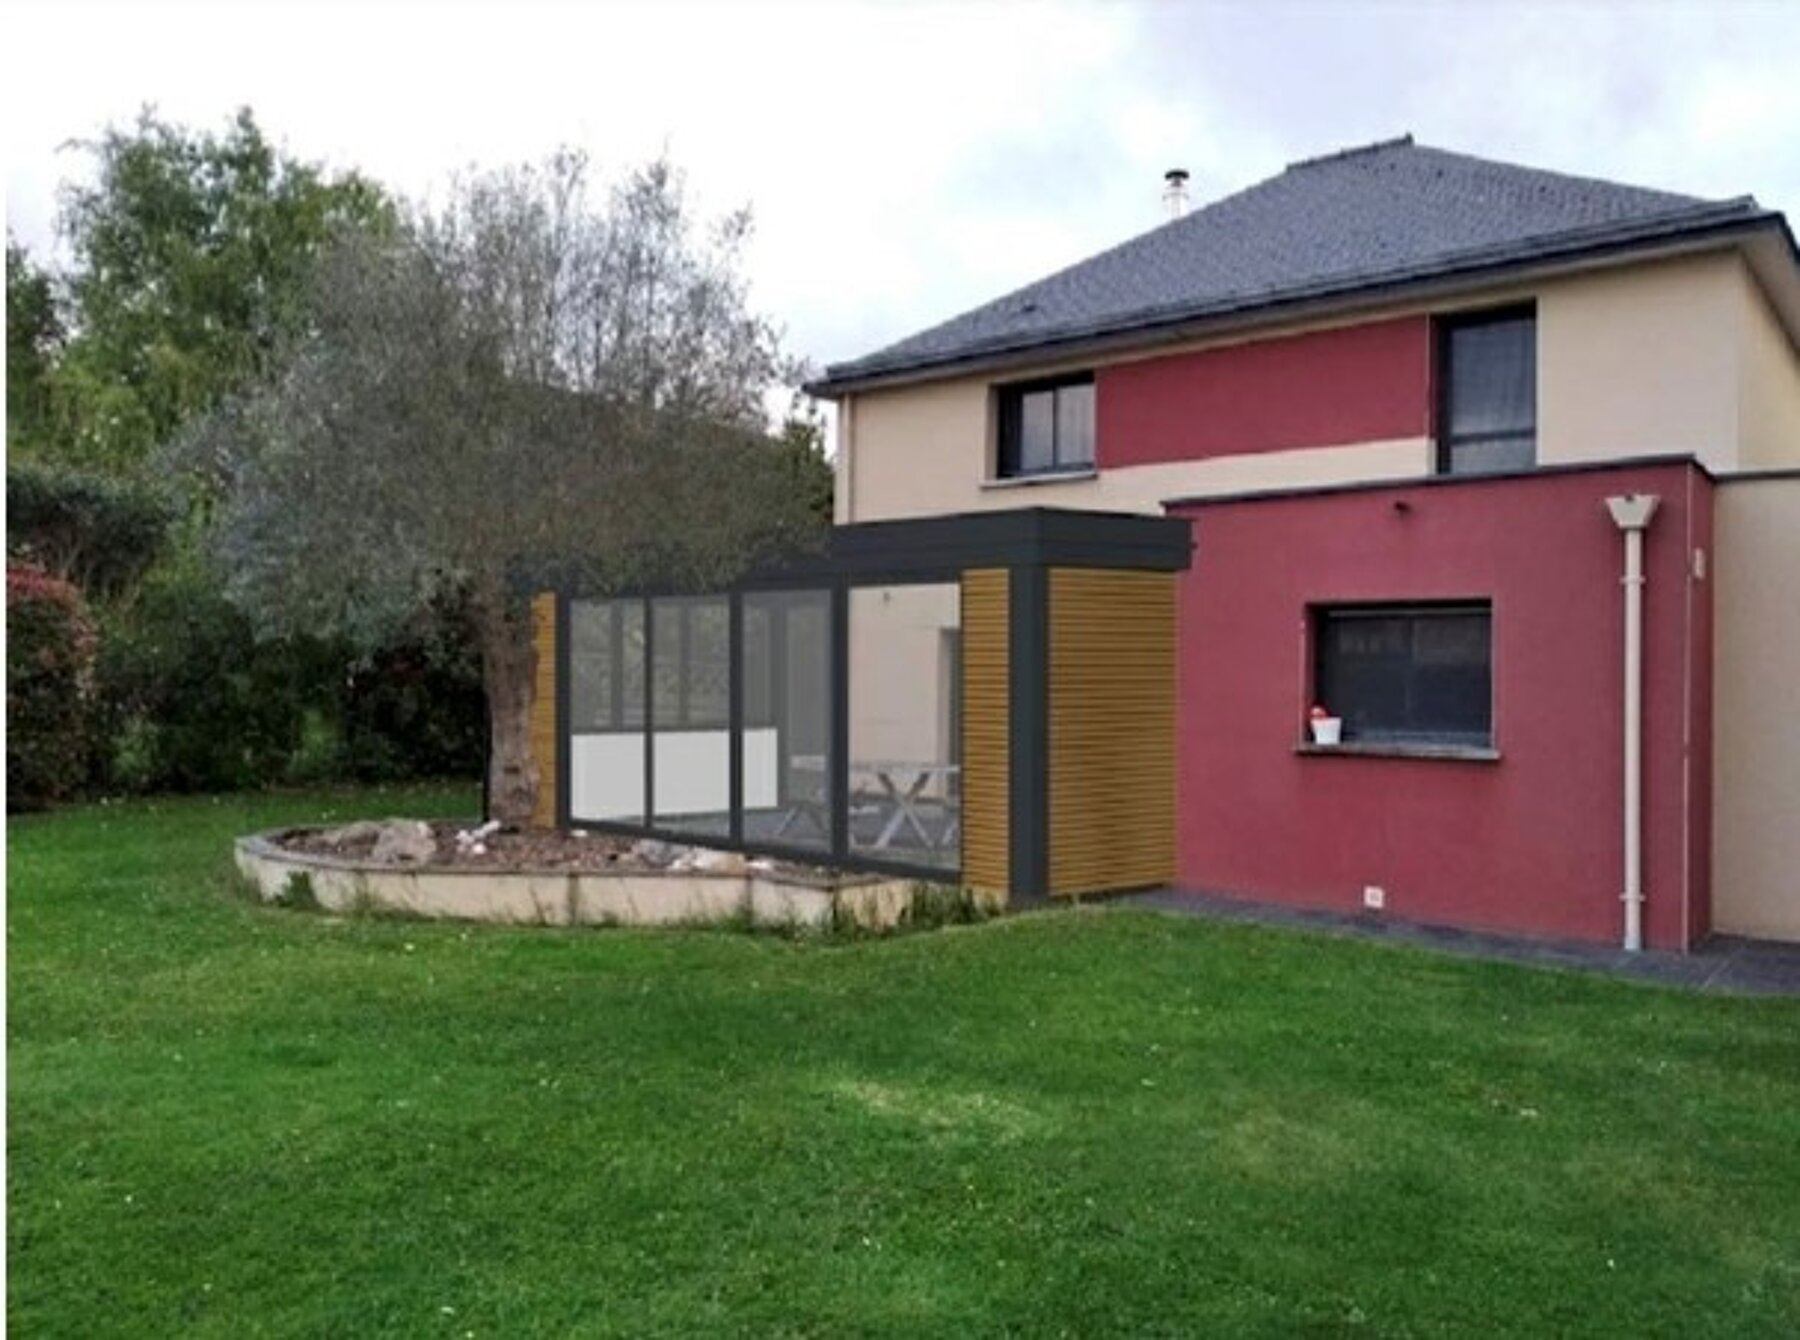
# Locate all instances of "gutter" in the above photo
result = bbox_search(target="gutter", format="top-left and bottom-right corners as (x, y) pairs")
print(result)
(808, 208), (1786, 399)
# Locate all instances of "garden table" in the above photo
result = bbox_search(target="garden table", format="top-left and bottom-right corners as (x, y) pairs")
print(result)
(858, 760), (960, 851)
(772, 757), (960, 852)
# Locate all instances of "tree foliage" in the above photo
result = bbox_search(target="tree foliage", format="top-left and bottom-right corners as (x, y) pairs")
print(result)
(177, 152), (827, 821)
(6, 460), (169, 601)
(777, 393), (837, 525)
(6, 234), (63, 451)
(7, 107), (487, 801)
(51, 107), (391, 472)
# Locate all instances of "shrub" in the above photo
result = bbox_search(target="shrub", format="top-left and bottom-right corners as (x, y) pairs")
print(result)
(898, 883), (993, 932)
(7, 565), (98, 809)
(5, 461), (168, 601)
(90, 562), (485, 795)
(92, 562), (311, 793)
(334, 596), (485, 782)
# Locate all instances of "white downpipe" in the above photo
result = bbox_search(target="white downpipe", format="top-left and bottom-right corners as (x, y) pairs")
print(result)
(1606, 494), (1660, 952)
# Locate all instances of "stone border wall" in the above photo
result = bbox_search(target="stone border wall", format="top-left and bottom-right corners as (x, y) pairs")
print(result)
(234, 830), (924, 930)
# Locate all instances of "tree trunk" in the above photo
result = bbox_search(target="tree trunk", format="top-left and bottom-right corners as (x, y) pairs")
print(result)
(475, 590), (540, 828)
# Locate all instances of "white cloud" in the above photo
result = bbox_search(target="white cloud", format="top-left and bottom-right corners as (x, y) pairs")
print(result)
(5, 0), (1798, 377)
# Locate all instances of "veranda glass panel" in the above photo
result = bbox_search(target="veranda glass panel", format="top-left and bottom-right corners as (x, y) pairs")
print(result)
(568, 599), (645, 823)
(740, 590), (833, 852)
(650, 596), (732, 837)
(848, 583), (961, 871)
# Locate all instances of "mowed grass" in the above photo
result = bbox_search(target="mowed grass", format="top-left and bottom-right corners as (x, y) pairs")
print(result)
(8, 790), (1800, 1337)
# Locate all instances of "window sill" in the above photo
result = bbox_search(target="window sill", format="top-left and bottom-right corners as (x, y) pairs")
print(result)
(981, 468), (1098, 490)
(1295, 741), (1500, 763)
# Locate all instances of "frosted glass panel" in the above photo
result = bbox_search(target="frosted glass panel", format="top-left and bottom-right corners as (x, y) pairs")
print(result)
(571, 734), (644, 822)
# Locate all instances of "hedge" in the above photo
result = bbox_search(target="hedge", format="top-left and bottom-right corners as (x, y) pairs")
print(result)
(5, 461), (168, 601)
(7, 564), (99, 809)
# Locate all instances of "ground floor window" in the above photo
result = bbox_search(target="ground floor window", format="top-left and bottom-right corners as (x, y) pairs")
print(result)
(1313, 602), (1492, 746)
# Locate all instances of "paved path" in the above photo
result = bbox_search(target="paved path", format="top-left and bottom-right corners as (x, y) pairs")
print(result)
(1119, 888), (1800, 997)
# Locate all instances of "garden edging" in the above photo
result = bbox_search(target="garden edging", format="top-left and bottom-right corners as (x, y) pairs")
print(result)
(234, 828), (923, 929)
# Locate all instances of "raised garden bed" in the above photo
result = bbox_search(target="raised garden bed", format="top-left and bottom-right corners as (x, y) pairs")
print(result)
(236, 819), (947, 929)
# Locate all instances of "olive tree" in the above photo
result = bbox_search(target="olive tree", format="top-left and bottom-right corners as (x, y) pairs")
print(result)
(178, 153), (827, 822)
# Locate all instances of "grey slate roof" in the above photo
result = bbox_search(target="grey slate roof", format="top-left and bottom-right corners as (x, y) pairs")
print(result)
(817, 136), (1772, 391)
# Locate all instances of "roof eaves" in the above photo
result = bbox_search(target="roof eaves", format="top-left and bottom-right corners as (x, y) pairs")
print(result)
(808, 199), (1775, 398)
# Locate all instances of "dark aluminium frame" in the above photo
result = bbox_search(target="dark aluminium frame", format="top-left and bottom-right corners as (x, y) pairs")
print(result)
(1310, 598), (1496, 747)
(995, 371), (1098, 479)
(551, 507), (1194, 899)
(1434, 303), (1538, 477)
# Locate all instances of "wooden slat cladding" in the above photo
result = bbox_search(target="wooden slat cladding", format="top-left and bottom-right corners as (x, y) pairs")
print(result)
(528, 592), (559, 830)
(960, 569), (1011, 897)
(1047, 569), (1177, 896)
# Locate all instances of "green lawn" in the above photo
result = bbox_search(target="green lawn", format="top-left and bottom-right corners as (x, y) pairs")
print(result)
(8, 789), (1800, 1337)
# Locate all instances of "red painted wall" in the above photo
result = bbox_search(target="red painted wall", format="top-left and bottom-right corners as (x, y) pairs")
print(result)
(1097, 316), (1431, 468)
(1170, 461), (1713, 950)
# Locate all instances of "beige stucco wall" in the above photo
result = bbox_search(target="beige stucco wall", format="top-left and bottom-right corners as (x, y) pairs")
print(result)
(1537, 251), (1745, 472)
(1712, 476), (1800, 941)
(836, 248), (1800, 525)
(1737, 265), (1800, 469)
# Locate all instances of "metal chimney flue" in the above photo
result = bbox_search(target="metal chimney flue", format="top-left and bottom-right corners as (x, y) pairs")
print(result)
(1163, 168), (1190, 220)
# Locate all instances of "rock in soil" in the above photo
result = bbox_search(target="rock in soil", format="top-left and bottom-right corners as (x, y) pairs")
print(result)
(370, 820), (439, 865)
(630, 838), (682, 868)
(313, 819), (385, 848)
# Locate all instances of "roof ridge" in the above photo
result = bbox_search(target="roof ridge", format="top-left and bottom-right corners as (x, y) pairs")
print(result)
(1285, 134), (1414, 171)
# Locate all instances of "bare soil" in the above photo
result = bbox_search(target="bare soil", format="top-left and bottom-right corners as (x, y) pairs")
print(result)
(276, 819), (835, 879)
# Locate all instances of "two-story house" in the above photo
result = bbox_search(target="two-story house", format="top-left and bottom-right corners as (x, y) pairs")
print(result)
(806, 136), (1800, 950)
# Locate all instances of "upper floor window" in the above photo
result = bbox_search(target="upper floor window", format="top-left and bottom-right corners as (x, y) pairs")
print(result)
(996, 373), (1095, 478)
(1438, 307), (1535, 476)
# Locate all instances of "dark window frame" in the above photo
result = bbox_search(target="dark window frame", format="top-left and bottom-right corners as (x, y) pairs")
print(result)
(1435, 305), (1537, 477)
(995, 372), (1096, 479)
(1311, 600), (1495, 749)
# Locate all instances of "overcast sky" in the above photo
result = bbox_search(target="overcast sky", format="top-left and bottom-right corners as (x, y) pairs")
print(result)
(6, 0), (1799, 378)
